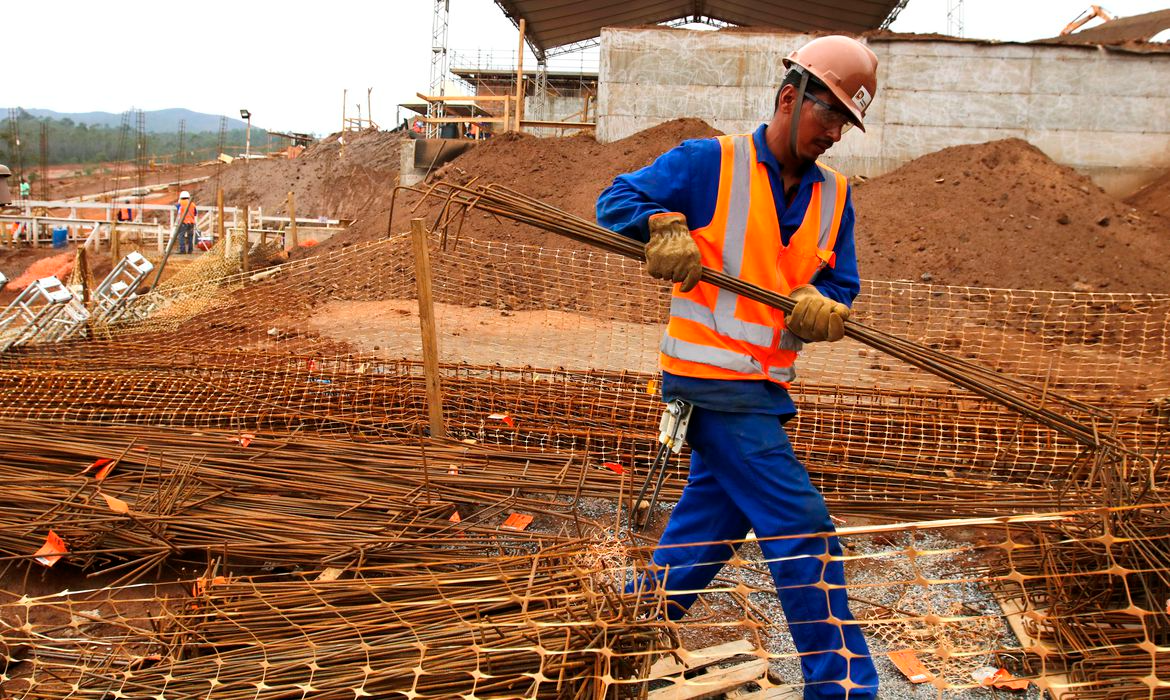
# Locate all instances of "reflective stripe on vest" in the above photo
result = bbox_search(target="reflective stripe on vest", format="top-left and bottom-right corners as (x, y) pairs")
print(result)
(661, 335), (797, 383)
(659, 133), (847, 384)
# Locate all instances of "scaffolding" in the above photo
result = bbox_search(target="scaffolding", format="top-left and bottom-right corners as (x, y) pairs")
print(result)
(428, 0), (450, 139)
(0, 276), (76, 351)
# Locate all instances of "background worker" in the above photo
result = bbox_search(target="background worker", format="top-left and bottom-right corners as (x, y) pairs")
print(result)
(116, 199), (134, 223)
(596, 35), (880, 698)
(18, 177), (30, 200)
(175, 191), (197, 254)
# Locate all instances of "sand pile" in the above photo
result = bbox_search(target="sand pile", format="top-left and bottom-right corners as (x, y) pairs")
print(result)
(193, 129), (409, 222)
(851, 138), (1170, 292)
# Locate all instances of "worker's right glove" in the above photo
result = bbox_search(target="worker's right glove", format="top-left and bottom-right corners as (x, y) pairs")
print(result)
(785, 285), (850, 342)
(645, 212), (702, 292)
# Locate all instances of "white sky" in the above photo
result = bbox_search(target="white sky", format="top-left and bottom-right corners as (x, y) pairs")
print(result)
(6, 0), (1167, 136)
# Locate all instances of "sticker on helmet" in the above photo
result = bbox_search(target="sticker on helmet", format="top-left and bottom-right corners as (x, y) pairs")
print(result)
(852, 85), (872, 113)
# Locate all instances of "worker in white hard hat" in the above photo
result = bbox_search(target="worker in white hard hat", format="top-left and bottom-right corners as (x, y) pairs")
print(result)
(175, 191), (197, 254)
(597, 35), (881, 699)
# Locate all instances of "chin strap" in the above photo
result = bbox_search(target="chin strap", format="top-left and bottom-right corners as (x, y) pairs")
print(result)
(787, 68), (810, 167)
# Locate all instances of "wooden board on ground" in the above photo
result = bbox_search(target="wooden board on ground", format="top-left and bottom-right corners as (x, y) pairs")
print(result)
(647, 640), (799, 700)
(648, 659), (769, 700)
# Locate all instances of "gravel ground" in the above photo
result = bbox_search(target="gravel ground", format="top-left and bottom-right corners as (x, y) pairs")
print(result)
(561, 496), (1046, 699)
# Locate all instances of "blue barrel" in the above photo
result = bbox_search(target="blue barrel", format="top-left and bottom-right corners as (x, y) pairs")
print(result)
(52, 227), (69, 248)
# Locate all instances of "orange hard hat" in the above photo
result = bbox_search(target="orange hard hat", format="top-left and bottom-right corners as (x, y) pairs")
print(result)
(784, 35), (879, 131)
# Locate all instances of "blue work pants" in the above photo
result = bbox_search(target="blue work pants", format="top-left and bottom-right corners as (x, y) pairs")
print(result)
(639, 407), (878, 699)
(177, 223), (195, 254)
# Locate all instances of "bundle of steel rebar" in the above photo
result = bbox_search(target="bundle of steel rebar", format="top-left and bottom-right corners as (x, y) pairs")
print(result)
(0, 421), (620, 582)
(395, 182), (1139, 459)
(3, 547), (663, 699)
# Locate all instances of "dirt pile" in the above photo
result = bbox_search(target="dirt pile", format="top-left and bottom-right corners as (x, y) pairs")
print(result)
(310, 118), (724, 255)
(193, 129), (409, 222)
(851, 138), (1170, 292)
(1125, 169), (1170, 220)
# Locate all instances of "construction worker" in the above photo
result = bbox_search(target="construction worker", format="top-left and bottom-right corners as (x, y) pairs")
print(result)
(116, 199), (134, 223)
(176, 191), (197, 254)
(596, 36), (880, 698)
(19, 178), (30, 200)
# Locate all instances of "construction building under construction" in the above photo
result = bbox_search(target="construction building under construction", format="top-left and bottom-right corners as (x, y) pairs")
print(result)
(2, 1), (1170, 699)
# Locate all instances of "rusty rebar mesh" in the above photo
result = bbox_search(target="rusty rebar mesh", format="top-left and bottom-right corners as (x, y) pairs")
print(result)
(0, 231), (1168, 697)
(2, 505), (1167, 698)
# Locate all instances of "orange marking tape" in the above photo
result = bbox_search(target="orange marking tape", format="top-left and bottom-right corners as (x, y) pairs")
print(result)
(34, 530), (68, 568)
(94, 460), (118, 481)
(82, 458), (113, 477)
(602, 462), (625, 475)
(500, 513), (533, 531)
(888, 650), (935, 684)
(973, 666), (1029, 691)
(487, 412), (516, 428)
(100, 492), (130, 514)
(449, 510), (462, 523)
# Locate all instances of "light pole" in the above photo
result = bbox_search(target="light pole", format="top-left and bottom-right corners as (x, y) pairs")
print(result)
(240, 109), (252, 158)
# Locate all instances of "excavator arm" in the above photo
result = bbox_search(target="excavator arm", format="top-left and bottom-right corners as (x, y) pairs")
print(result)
(1061, 4), (1115, 35)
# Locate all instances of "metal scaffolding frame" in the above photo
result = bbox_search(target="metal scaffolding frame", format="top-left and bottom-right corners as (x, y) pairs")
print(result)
(93, 252), (155, 325)
(428, 0), (451, 138)
(0, 277), (76, 352)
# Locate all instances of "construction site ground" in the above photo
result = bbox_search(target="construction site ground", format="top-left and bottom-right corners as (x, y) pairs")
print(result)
(1, 118), (1168, 699)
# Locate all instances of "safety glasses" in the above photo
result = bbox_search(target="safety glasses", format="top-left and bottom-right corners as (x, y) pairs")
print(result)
(803, 92), (855, 134)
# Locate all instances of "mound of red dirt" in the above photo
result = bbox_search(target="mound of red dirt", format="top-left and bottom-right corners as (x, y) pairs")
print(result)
(851, 138), (1170, 293)
(309, 118), (724, 256)
(193, 129), (408, 222)
(1125, 169), (1170, 220)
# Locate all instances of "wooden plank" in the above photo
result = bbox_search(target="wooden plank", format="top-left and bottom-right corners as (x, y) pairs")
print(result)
(726, 686), (801, 699)
(519, 119), (596, 129)
(415, 92), (512, 102)
(286, 191), (298, 250)
(647, 640), (756, 680)
(515, 18), (526, 131)
(410, 218), (446, 439)
(418, 116), (508, 124)
(649, 659), (769, 700)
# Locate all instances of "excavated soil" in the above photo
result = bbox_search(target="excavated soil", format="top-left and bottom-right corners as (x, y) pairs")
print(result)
(192, 129), (409, 224)
(307, 118), (725, 256)
(334, 125), (1166, 294)
(1126, 169), (1170, 220)
(850, 138), (1170, 292)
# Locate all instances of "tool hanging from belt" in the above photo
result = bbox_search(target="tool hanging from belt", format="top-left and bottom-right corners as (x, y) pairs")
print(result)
(630, 399), (692, 531)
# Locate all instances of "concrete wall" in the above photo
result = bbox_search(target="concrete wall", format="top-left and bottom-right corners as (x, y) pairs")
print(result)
(597, 28), (1170, 195)
(525, 94), (594, 124)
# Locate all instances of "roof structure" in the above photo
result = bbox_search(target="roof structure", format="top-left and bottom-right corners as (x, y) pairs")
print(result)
(490, 0), (909, 59)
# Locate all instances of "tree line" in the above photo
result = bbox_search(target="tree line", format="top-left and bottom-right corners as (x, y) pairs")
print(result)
(1, 111), (272, 173)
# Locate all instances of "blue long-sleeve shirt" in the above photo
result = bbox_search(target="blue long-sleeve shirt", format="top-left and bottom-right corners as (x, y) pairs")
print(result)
(596, 123), (861, 417)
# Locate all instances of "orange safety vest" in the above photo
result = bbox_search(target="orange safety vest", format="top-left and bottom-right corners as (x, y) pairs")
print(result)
(659, 133), (848, 387)
(178, 200), (197, 224)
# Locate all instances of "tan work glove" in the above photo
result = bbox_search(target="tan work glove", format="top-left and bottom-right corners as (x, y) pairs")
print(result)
(645, 212), (702, 292)
(786, 285), (850, 342)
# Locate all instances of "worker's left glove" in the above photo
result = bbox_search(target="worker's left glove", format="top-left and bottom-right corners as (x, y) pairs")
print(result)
(785, 285), (850, 342)
(645, 212), (702, 292)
